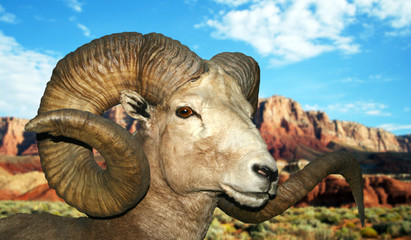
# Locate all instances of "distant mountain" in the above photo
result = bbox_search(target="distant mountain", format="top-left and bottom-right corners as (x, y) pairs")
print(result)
(256, 96), (409, 156)
(255, 96), (410, 175)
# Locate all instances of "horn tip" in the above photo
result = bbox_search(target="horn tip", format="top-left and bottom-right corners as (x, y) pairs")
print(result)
(25, 114), (54, 134)
(358, 202), (365, 227)
(25, 118), (40, 133)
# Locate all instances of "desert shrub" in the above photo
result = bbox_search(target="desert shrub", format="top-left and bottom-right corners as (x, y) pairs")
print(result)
(401, 220), (411, 236)
(372, 222), (391, 234)
(246, 221), (274, 234)
(221, 223), (236, 234)
(365, 208), (381, 224)
(273, 226), (288, 235)
(317, 208), (342, 225)
(371, 208), (411, 238)
(301, 207), (315, 219)
(291, 224), (313, 237)
(312, 227), (333, 240)
(247, 222), (278, 240)
(387, 223), (402, 238)
(345, 221), (357, 229)
(360, 227), (379, 238)
(386, 221), (411, 238)
(285, 217), (332, 240)
(380, 212), (402, 222)
(248, 231), (277, 240)
(291, 217), (307, 226)
(205, 218), (225, 239)
(335, 227), (361, 240)
(341, 208), (358, 221)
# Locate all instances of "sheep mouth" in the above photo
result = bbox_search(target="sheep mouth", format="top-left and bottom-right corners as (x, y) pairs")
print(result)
(220, 183), (269, 208)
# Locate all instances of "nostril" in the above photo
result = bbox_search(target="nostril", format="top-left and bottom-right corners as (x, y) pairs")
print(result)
(252, 164), (278, 182)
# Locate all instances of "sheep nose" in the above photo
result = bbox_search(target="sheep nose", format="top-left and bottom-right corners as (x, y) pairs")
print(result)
(252, 164), (278, 183)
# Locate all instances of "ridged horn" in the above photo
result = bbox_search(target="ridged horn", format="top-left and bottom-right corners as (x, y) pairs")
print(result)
(26, 32), (207, 217)
(210, 52), (260, 115)
(217, 151), (365, 225)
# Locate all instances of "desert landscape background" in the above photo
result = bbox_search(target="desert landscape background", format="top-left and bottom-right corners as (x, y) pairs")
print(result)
(1, 95), (410, 207)
(1, 95), (410, 239)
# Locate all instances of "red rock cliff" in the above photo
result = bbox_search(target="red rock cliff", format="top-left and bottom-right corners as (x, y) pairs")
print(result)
(255, 96), (409, 161)
(0, 117), (35, 156)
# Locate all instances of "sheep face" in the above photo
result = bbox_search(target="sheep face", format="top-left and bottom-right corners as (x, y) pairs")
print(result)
(122, 64), (278, 208)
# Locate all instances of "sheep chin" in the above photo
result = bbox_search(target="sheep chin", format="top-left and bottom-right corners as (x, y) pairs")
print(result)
(220, 183), (268, 208)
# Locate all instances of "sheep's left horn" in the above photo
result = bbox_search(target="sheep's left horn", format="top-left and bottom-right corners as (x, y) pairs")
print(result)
(27, 32), (207, 217)
(210, 52), (260, 115)
(218, 151), (365, 225)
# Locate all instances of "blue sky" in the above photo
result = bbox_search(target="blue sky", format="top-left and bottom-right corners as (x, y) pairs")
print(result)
(0, 0), (410, 135)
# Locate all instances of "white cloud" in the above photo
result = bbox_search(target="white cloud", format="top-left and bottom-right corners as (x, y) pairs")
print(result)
(368, 74), (392, 82)
(0, 4), (17, 24)
(205, 0), (359, 66)
(341, 77), (364, 83)
(304, 104), (320, 111)
(77, 23), (91, 37)
(201, 0), (411, 66)
(69, 17), (92, 38)
(354, 0), (411, 29)
(369, 74), (381, 80)
(340, 74), (391, 84)
(327, 100), (391, 116)
(0, 31), (59, 118)
(212, 0), (252, 7)
(378, 123), (411, 132)
(365, 110), (391, 117)
(64, 0), (84, 12)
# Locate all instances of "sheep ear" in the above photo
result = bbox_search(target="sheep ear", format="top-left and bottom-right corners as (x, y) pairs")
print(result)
(120, 90), (152, 123)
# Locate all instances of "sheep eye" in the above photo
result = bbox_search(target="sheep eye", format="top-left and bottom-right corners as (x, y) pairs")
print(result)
(176, 107), (194, 118)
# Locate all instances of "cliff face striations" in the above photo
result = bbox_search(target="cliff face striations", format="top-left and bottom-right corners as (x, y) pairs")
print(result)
(255, 96), (409, 161)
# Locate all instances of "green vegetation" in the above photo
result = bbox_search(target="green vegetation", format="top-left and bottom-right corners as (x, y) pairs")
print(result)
(1, 201), (410, 239)
(205, 206), (411, 239)
(0, 200), (85, 218)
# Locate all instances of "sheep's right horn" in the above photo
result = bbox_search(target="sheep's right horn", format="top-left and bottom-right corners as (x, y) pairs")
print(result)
(218, 151), (365, 225)
(26, 109), (149, 217)
(27, 32), (206, 217)
(210, 52), (260, 115)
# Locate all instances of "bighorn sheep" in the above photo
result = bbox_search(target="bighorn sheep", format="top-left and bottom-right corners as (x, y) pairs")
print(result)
(0, 32), (364, 239)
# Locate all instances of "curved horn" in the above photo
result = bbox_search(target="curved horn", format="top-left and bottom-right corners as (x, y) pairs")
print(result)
(217, 151), (365, 225)
(26, 109), (149, 217)
(27, 32), (206, 217)
(210, 52), (260, 115)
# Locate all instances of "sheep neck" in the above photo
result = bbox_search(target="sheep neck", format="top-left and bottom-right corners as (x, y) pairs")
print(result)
(92, 133), (219, 239)
(119, 181), (218, 239)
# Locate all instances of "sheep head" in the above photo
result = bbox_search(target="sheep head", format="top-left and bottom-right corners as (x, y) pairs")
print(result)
(25, 32), (364, 226)
(119, 60), (278, 208)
